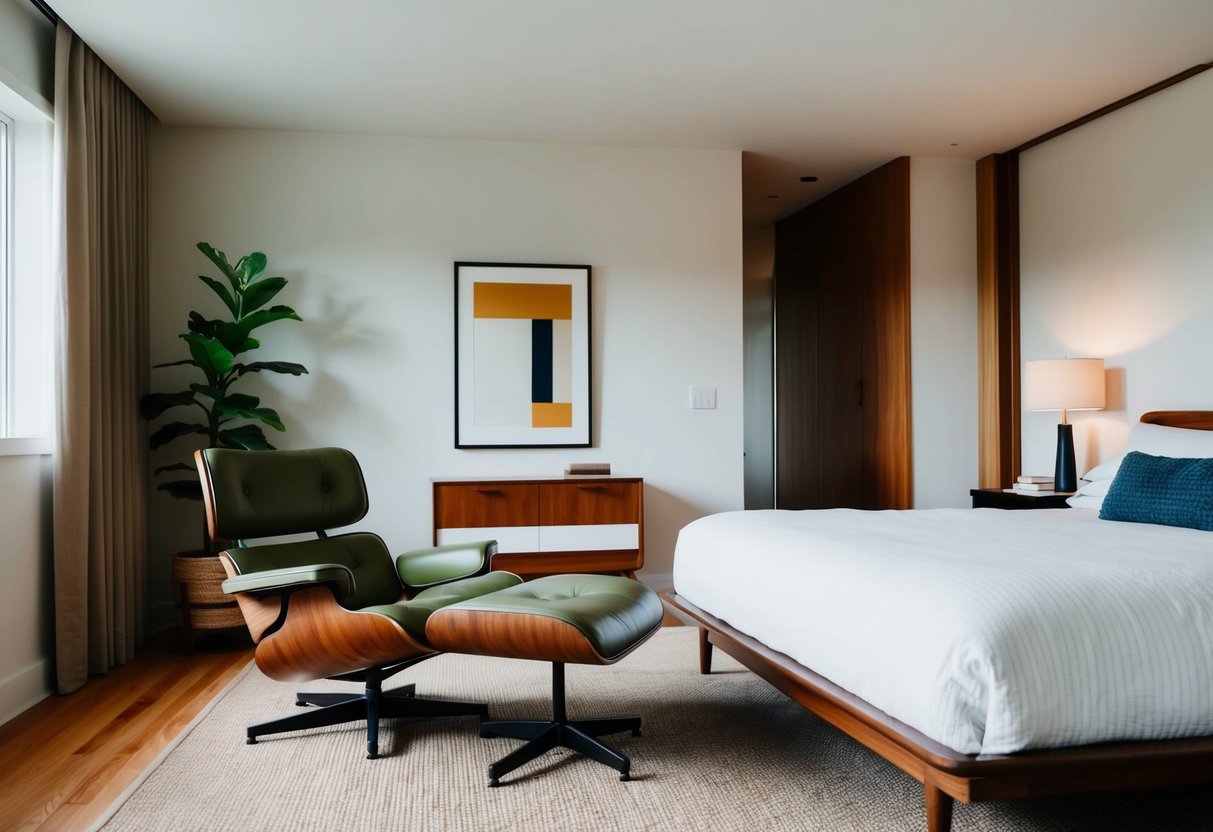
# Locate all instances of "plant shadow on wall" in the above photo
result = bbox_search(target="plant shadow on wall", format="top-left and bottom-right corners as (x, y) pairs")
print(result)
(141, 243), (308, 645)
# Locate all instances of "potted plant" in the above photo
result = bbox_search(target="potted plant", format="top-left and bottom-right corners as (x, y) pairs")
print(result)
(141, 242), (307, 643)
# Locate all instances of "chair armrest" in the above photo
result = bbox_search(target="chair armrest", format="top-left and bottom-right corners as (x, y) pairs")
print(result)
(220, 563), (356, 598)
(396, 540), (498, 589)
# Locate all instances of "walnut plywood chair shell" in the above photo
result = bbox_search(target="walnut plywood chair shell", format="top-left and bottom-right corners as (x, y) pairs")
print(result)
(195, 447), (523, 759)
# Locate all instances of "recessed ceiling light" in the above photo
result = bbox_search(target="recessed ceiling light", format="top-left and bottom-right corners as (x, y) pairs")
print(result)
(950, 143), (959, 147)
(799, 176), (818, 183)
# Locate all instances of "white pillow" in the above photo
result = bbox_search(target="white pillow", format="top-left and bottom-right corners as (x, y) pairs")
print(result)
(1083, 456), (1122, 482)
(1066, 478), (1112, 511)
(1066, 494), (1104, 510)
(1081, 422), (1213, 481)
(1074, 478), (1111, 497)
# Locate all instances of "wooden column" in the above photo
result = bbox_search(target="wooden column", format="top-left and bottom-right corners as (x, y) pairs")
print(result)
(976, 153), (1020, 488)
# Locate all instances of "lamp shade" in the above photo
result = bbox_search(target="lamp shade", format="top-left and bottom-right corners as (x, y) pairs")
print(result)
(1023, 358), (1106, 412)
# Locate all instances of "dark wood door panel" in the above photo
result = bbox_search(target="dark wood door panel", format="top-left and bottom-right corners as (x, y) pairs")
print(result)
(539, 481), (640, 525)
(434, 483), (539, 528)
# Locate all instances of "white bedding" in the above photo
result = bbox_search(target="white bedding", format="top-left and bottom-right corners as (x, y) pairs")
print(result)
(672, 508), (1213, 755)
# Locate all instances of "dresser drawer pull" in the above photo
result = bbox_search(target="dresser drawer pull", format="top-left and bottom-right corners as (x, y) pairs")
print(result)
(575, 484), (605, 491)
(475, 488), (504, 495)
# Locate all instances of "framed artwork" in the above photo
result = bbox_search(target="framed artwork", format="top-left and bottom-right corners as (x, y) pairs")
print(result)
(455, 262), (592, 448)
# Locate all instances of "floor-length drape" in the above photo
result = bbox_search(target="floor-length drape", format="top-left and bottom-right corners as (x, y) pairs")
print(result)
(52, 22), (151, 694)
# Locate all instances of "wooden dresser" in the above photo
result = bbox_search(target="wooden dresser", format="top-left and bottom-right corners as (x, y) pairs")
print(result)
(432, 476), (643, 578)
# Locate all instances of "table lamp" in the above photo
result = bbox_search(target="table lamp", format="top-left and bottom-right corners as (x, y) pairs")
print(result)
(1024, 358), (1106, 492)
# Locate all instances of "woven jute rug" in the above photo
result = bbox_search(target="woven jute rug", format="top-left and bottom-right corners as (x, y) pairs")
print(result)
(92, 627), (1212, 831)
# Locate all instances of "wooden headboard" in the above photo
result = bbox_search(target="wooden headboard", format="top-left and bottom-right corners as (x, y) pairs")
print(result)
(1140, 411), (1213, 431)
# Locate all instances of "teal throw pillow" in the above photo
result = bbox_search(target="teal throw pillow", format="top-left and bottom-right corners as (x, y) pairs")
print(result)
(1099, 451), (1213, 531)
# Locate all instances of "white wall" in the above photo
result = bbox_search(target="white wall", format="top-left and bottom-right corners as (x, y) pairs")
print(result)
(0, 453), (51, 723)
(742, 222), (774, 509)
(148, 128), (744, 617)
(0, 0), (53, 113)
(910, 158), (977, 507)
(1020, 69), (1213, 475)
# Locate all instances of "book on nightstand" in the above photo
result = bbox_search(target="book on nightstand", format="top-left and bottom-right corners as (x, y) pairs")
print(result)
(1013, 481), (1055, 492)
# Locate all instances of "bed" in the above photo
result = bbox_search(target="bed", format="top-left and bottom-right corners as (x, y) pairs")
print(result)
(663, 411), (1213, 832)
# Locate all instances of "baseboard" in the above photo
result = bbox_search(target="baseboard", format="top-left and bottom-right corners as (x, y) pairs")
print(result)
(636, 571), (673, 591)
(0, 658), (51, 727)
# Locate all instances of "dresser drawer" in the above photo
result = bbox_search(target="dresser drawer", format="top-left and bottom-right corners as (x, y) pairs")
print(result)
(539, 480), (641, 525)
(434, 483), (538, 528)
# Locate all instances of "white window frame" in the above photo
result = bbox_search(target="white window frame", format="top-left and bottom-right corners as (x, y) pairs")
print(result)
(0, 109), (10, 438)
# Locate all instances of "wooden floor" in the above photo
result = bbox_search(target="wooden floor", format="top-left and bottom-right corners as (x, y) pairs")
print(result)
(0, 631), (252, 832)
(0, 614), (684, 831)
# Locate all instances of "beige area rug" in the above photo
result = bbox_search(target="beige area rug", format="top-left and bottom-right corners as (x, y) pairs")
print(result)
(94, 628), (1212, 831)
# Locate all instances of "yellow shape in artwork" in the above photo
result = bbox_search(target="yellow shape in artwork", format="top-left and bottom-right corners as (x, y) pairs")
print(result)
(474, 282), (572, 320)
(532, 402), (573, 428)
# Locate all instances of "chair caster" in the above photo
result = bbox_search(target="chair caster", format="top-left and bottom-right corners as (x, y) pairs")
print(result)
(488, 777), (500, 788)
(619, 771), (630, 782)
(246, 737), (258, 745)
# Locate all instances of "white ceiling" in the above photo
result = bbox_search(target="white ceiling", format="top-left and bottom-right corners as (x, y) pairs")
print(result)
(48, 0), (1213, 225)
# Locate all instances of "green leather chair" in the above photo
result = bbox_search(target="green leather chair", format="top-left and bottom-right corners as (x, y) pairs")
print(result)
(194, 446), (522, 759)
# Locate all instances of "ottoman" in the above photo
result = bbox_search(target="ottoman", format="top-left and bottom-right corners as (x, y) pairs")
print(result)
(426, 574), (664, 785)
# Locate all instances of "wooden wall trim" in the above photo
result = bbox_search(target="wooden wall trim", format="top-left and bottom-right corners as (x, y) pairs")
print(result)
(1014, 64), (1213, 154)
(976, 153), (1020, 488)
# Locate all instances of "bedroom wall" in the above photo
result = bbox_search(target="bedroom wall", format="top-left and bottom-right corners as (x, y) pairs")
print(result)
(148, 128), (744, 622)
(1019, 68), (1213, 476)
(909, 158), (978, 508)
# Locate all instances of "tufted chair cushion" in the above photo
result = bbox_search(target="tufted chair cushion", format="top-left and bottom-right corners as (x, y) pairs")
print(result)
(224, 532), (402, 609)
(200, 447), (368, 541)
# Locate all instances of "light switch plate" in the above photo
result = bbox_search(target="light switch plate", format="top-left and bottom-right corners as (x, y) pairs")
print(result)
(689, 386), (717, 409)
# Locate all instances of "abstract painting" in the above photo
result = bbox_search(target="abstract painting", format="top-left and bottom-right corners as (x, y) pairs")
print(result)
(455, 262), (591, 448)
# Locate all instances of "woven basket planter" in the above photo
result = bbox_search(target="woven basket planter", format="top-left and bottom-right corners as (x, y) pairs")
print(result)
(172, 551), (245, 646)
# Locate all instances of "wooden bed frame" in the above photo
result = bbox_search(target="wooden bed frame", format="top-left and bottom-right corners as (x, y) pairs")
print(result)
(663, 411), (1213, 832)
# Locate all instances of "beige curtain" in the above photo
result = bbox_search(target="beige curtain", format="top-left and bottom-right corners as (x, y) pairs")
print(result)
(52, 22), (151, 694)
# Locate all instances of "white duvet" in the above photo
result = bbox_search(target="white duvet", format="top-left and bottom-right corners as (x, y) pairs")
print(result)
(672, 508), (1213, 755)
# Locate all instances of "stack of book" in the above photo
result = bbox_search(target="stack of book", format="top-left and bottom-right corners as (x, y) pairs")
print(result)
(565, 462), (611, 477)
(1013, 475), (1054, 493)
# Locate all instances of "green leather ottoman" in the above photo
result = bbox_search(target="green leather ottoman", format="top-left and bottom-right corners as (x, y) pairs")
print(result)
(426, 574), (664, 785)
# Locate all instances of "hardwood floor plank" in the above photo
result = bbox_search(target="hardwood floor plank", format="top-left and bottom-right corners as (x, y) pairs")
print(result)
(0, 632), (252, 832)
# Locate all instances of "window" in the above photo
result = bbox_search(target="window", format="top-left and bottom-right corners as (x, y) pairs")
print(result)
(0, 83), (52, 447)
(0, 109), (11, 437)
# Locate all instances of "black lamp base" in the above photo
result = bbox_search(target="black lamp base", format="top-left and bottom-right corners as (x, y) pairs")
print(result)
(1054, 423), (1077, 493)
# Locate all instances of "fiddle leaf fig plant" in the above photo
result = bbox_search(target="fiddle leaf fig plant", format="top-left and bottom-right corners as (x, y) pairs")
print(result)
(141, 242), (308, 501)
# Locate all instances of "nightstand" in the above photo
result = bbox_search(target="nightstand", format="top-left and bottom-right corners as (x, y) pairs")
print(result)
(969, 488), (1072, 510)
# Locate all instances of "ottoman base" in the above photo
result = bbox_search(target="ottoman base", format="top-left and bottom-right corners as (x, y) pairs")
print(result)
(482, 661), (639, 785)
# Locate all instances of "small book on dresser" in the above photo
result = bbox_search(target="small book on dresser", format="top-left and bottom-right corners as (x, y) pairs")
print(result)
(1017, 475), (1054, 484)
(565, 462), (611, 476)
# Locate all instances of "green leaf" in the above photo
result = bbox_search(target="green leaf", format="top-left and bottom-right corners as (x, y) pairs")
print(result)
(238, 276), (286, 315)
(216, 402), (285, 431)
(153, 462), (197, 476)
(219, 423), (275, 450)
(149, 421), (206, 449)
(187, 312), (221, 339)
(234, 361), (309, 377)
(213, 321), (260, 355)
(152, 358), (197, 369)
(219, 393), (262, 410)
(197, 275), (239, 318)
(189, 383), (223, 401)
(159, 479), (203, 500)
(196, 242), (242, 293)
(182, 332), (234, 382)
(140, 391), (198, 420)
(238, 304), (302, 332)
(235, 252), (268, 282)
